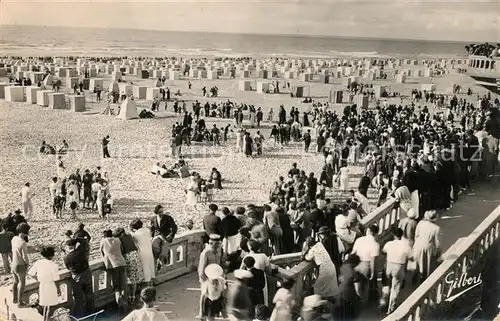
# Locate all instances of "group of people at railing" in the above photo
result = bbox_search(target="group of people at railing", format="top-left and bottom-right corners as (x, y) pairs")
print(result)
(465, 43), (500, 58)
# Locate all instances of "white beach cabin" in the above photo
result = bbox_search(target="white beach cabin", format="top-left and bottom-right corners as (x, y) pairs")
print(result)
(117, 97), (138, 120)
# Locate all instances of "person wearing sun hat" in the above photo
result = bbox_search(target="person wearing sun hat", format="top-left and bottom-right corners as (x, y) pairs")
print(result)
(412, 210), (441, 282)
(398, 208), (419, 246)
(226, 269), (253, 321)
(299, 294), (331, 321)
(197, 234), (224, 318)
(201, 264), (226, 321)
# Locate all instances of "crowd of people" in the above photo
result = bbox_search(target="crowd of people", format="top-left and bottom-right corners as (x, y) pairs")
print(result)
(1, 75), (500, 321)
(175, 91), (500, 320)
(465, 43), (500, 58)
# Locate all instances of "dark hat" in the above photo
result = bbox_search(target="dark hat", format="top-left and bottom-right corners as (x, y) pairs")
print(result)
(254, 305), (271, 320)
(14, 209), (22, 214)
(154, 204), (164, 214)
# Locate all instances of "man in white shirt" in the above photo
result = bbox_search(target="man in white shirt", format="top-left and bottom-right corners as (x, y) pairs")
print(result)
(19, 182), (34, 217)
(91, 180), (102, 211)
(382, 227), (412, 314)
(351, 225), (380, 302)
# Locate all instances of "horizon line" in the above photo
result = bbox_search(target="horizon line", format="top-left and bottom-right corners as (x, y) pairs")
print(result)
(0, 23), (490, 44)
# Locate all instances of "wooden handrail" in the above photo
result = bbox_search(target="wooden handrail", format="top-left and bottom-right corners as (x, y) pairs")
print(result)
(383, 205), (500, 321)
(360, 197), (398, 227)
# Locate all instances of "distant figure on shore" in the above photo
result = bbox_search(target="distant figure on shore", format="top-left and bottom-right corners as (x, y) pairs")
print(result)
(102, 135), (111, 158)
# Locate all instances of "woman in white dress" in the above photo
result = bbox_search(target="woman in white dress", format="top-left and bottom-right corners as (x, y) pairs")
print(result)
(338, 165), (350, 192)
(103, 172), (111, 197)
(249, 110), (256, 127)
(130, 219), (156, 285)
(268, 109), (274, 122)
(28, 247), (60, 321)
(185, 175), (199, 206)
(236, 130), (243, 153)
(412, 210), (441, 281)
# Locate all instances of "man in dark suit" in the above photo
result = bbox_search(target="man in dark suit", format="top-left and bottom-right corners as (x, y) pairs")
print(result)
(358, 172), (371, 197)
(102, 135), (111, 158)
(202, 204), (222, 243)
(150, 205), (178, 269)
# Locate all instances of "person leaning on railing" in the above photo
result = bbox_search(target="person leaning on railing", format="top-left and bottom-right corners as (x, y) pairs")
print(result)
(63, 238), (93, 318)
(150, 205), (178, 270)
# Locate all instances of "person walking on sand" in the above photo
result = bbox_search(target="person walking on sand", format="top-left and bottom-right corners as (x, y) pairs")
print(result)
(102, 135), (111, 158)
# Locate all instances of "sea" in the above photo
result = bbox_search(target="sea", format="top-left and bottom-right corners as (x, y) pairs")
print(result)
(0, 25), (470, 59)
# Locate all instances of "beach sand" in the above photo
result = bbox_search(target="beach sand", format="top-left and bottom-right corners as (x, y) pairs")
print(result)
(0, 60), (493, 276)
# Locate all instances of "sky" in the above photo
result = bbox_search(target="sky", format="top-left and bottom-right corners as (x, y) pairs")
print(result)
(1, 0), (499, 42)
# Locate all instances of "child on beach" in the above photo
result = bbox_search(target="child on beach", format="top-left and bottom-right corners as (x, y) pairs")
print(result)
(206, 182), (214, 202)
(68, 191), (78, 219)
(104, 195), (113, 220)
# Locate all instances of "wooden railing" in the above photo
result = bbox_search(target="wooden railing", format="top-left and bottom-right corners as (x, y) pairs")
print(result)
(266, 261), (317, 316)
(360, 197), (400, 242)
(383, 205), (500, 321)
(19, 230), (205, 314)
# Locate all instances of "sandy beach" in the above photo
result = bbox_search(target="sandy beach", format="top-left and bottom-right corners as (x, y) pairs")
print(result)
(0, 56), (494, 276)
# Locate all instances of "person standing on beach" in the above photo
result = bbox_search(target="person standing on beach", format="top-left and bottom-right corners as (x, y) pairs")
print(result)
(244, 132), (253, 157)
(256, 108), (263, 127)
(254, 131), (264, 156)
(11, 224), (30, 307)
(102, 135), (111, 158)
(95, 86), (102, 102)
(0, 224), (14, 274)
(82, 170), (93, 209)
(304, 129), (312, 153)
(19, 182), (35, 218)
